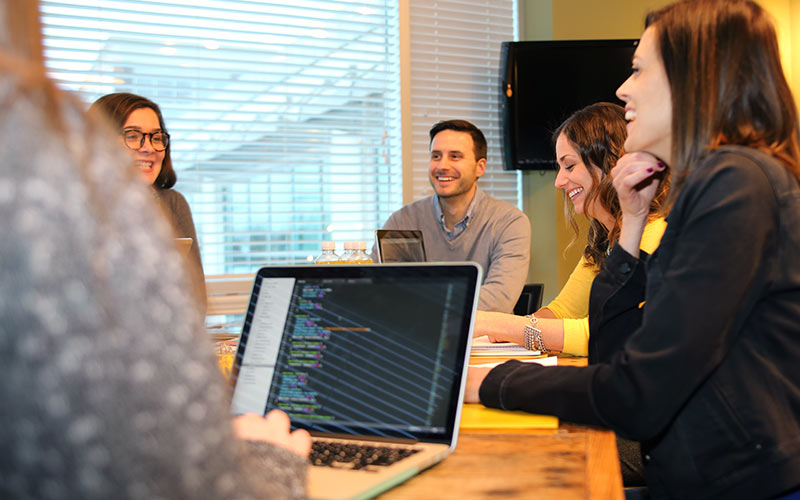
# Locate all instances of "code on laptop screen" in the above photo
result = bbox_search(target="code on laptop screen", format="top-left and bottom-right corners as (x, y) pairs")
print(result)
(230, 265), (477, 443)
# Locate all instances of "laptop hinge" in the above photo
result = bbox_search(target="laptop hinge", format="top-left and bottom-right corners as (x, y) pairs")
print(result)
(309, 432), (419, 445)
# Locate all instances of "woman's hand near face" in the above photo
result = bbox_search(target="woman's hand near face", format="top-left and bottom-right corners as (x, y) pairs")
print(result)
(612, 152), (665, 218)
(611, 152), (667, 256)
(233, 410), (312, 458)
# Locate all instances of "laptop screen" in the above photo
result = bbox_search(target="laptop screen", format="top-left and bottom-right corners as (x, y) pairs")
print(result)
(230, 264), (479, 444)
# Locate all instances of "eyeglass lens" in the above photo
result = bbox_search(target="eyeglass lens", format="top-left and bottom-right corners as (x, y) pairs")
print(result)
(123, 130), (169, 151)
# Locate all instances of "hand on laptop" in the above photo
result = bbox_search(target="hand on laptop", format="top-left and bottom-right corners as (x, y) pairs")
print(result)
(233, 410), (312, 457)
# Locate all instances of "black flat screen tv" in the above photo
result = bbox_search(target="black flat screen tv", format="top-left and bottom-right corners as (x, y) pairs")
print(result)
(500, 39), (638, 170)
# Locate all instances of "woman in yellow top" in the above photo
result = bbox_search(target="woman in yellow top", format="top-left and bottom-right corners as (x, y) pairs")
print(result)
(474, 102), (668, 355)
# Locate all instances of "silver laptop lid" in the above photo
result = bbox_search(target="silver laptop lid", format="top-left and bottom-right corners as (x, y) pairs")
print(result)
(374, 229), (426, 263)
(230, 263), (481, 445)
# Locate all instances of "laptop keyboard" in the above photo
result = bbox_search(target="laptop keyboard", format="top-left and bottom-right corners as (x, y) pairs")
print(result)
(310, 440), (421, 471)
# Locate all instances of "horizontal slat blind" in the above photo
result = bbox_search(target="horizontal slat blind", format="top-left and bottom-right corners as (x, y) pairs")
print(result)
(408, 0), (521, 205)
(40, 0), (402, 274)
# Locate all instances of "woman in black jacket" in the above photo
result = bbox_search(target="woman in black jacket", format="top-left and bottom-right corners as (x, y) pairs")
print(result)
(466, 1), (800, 498)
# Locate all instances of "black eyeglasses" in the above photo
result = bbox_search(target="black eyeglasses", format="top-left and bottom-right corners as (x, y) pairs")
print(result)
(122, 129), (170, 152)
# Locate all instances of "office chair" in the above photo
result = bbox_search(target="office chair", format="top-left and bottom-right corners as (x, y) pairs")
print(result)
(513, 283), (544, 316)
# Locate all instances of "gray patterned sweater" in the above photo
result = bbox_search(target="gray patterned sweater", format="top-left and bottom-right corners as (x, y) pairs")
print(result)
(0, 71), (307, 499)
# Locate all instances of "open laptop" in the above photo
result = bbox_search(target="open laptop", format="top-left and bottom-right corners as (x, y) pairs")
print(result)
(373, 229), (427, 263)
(230, 263), (482, 500)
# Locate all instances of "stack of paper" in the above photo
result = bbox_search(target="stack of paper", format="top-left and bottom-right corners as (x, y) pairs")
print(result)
(470, 335), (542, 357)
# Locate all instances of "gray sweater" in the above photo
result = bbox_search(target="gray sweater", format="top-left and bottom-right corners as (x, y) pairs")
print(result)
(0, 72), (306, 499)
(378, 187), (531, 312)
(157, 188), (207, 313)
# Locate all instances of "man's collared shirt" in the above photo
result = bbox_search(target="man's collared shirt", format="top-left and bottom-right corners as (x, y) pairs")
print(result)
(434, 189), (484, 240)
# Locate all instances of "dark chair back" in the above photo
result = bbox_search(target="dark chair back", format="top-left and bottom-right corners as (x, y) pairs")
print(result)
(513, 283), (544, 316)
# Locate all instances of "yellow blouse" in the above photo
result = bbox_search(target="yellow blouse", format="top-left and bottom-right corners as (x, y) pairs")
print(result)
(547, 218), (668, 356)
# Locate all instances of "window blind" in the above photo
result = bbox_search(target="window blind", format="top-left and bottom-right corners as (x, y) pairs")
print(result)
(40, 0), (402, 274)
(407, 0), (521, 206)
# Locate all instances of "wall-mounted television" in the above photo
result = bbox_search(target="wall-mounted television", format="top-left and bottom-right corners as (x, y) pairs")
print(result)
(500, 39), (638, 171)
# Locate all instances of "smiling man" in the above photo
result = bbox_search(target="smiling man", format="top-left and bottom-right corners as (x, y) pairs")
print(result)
(375, 120), (531, 313)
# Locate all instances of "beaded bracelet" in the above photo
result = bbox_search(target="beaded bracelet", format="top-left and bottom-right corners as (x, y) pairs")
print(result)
(523, 314), (550, 353)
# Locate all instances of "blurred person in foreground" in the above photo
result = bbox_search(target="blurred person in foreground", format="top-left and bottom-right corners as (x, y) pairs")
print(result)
(0, 2), (310, 499)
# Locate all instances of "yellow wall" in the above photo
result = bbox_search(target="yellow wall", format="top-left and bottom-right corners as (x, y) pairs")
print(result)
(793, 0), (800, 100)
(793, 0), (800, 110)
(521, 0), (800, 303)
(519, 0), (558, 302)
(760, 0), (800, 111)
(550, 0), (673, 39)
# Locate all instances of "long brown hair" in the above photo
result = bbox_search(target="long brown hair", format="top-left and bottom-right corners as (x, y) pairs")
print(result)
(554, 102), (668, 269)
(1, 0), (59, 130)
(2, 1), (44, 68)
(647, 0), (800, 206)
(0, 0), (139, 262)
(0, 0), (136, 198)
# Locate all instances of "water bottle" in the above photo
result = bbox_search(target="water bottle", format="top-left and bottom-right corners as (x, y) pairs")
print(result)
(349, 241), (373, 264)
(314, 241), (340, 264)
(339, 241), (355, 263)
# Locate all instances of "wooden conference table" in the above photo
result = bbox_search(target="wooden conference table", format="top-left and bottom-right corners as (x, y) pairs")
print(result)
(212, 338), (623, 500)
(379, 355), (624, 500)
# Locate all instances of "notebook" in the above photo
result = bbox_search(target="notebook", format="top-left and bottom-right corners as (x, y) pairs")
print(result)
(229, 263), (482, 500)
(374, 229), (427, 263)
(470, 335), (542, 357)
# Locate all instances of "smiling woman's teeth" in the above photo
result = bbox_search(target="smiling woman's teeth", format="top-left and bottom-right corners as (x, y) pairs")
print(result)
(625, 110), (637, 121)
(136, 161), (152, 169)
(568, 187), (583, 199)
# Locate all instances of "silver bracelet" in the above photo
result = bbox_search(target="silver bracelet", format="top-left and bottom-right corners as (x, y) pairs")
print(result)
(523, 314), (549, 353)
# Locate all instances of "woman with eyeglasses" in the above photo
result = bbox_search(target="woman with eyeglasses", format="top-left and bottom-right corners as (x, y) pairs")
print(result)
(90, 93), (206, 312)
